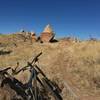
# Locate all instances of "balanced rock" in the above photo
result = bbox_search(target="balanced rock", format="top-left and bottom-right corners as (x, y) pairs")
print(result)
(40, 24), (55, 43)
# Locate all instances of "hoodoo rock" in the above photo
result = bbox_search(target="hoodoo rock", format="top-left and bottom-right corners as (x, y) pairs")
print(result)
(40, 24), (55, 43)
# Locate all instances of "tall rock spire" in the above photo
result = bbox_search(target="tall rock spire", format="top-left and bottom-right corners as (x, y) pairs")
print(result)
(43, 24), (53, 33)
(40, 24), (55, 43)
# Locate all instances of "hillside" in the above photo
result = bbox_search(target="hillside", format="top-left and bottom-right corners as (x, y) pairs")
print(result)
(0, 34), (100, 100)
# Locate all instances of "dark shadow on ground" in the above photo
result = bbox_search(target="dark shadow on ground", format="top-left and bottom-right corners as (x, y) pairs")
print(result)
(0, 50), (12, 55)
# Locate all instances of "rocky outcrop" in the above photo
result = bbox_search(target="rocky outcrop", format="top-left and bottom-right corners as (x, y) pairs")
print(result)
(16, 31), (38, 42)
(31, 32), (37, 42)
(59, 37), (79, 46)
(40, 24), (55, 43)
(16, 25), (56, 43)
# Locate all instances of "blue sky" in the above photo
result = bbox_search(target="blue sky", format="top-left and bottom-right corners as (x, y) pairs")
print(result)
(0, 0), (100, 39)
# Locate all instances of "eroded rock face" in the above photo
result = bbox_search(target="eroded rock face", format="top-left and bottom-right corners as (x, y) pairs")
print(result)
(40, 24), (55, 43)
(40, 32), (55, 43)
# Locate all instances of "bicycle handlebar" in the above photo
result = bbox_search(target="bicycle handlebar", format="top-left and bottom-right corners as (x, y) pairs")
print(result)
(12, 52), (42, 75)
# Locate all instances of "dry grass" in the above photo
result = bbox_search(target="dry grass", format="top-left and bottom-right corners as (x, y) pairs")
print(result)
(0, 34), (100, 100)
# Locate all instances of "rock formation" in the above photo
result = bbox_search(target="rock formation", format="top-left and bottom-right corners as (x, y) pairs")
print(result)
(31, 32), (37, 42)
(40, 24), (55, 43)
(59, 37), (79, 46)
(16, 30), (38, 42)
(43, 24), (54, 33)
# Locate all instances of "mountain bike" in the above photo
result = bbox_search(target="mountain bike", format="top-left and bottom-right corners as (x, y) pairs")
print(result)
(0, 52), (63, 100)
